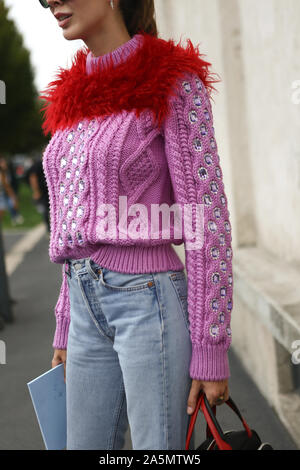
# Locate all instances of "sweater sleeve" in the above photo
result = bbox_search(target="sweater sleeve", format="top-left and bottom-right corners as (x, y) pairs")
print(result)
(52, 263), (71, 350)
(163, 71), (233, 381)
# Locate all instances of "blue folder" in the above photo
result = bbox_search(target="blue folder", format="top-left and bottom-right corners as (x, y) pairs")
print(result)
(27, 363), (66, 450)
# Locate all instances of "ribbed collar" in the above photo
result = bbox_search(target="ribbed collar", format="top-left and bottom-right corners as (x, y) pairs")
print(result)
(86, 34), (144, 75)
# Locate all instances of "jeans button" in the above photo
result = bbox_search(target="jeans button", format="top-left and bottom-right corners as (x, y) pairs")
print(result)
(74, 263), (82, 270)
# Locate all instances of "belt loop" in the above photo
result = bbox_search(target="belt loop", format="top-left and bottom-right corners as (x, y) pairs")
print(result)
(64, 259), (70, 277)
(86, 256), (101, 281)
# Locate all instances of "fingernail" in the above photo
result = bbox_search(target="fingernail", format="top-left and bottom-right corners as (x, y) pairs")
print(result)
(187, 407), (193, 414)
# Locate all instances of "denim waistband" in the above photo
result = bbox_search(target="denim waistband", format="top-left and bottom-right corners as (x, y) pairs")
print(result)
(67, 258), (88, 266)
(64, 257), (92, 275)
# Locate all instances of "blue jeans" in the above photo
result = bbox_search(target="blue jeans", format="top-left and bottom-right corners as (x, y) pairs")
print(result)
(64, 256), (195, 450)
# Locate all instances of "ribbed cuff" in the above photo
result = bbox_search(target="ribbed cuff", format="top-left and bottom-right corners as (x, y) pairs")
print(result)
(52, 314), (70, 350)
(189, 343), (230, 381)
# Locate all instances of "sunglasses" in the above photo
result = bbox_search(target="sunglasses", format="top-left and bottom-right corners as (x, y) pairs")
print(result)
(39, 0), (50, 7)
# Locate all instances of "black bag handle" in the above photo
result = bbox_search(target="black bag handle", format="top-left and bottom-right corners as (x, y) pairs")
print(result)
(185, 390), (253, 450)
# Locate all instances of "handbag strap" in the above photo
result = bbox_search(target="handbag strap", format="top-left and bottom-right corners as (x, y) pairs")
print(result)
(185, 390), (253, 450)
(201, 393), (232, 450)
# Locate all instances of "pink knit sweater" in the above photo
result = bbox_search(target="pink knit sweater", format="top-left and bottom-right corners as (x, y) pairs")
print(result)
(41, 32), (233, 381)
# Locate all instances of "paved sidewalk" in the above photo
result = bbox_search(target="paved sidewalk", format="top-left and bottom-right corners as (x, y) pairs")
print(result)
(0, 229), (298, 450)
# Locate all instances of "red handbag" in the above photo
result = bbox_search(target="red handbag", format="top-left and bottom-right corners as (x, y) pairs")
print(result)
(185, 390), (274, 450)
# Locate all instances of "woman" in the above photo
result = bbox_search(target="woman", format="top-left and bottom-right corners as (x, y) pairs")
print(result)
(26, 152), (50, 233)
(0, 156), (19, 224)
(39, 0), (233, 450)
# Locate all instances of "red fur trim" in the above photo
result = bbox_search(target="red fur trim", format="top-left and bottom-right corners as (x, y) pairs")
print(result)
(38, 31), (221, 137)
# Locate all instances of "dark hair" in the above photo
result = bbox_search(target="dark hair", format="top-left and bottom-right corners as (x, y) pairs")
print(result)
(118, 0), (158, 37)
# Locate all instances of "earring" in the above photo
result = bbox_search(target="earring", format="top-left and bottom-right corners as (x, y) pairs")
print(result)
(110, 0), (114, 9)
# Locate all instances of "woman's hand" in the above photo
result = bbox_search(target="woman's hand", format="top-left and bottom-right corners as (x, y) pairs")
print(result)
(187, 379), (229, 415)
(52, 348), (67, 384)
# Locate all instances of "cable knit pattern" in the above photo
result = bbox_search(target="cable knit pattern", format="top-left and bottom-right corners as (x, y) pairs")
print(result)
(163, 72), (233, 379)
(41, 32), (233, 379)
(52, 264), (70, 349)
